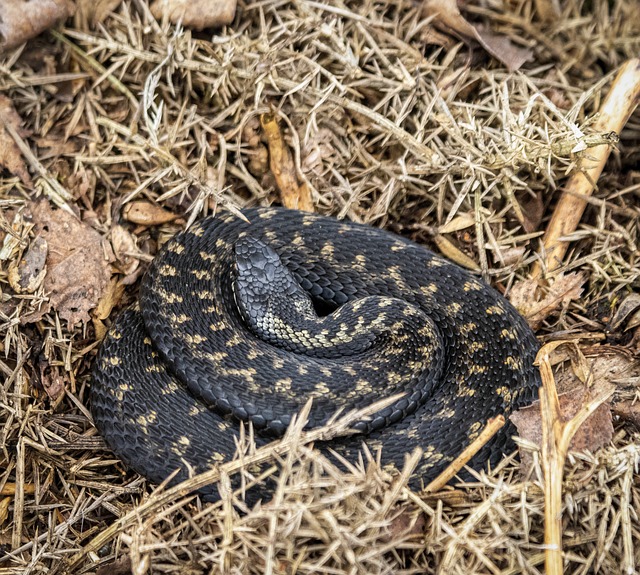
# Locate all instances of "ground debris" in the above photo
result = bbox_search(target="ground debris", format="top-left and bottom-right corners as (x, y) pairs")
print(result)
(25, 200), (112, 326)
(0, 0), (639, 572)
(0, 0), (74, 54)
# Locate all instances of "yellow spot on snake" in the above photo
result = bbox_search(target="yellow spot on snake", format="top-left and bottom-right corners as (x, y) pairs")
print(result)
(447, 302), (462, 315)
(275, 377), (293, 393)
(247, 348), (263, 360)
(501, 328), (517, 340)
(314, 381), (331, 395)
(189, 405), (206, 416)
(468, 341), (486, 353)
(457, 386), (476, 397)
(259, 209), (276, 219)
(185, 333), (207, 345)
(486, 305), (505, 315)
(168, 243), (185, 254)
(459, 322), (477, 335)
(209, 452), (225, 464)
(137, 412), (157, 426)
(169, 313), (190, 325)
(159, 264), (177, 276)
(435, 407), (455, 420)
(191, 269), (211, 280)
(504, 356), (522, 370)
(157, 288), (183, 304)
(463, 281), (482, 291)
(421, 284), (438, 296)
(469, 364), (488, 375)
(145, 364), (165, 373)
(354, 254), (367, 267)
(199, 251), (216, 262)
(195, 290), (215, 300)
(160, 381), (180, 395)
(225, 334), (242, 347)
(320, 243), (335, 258)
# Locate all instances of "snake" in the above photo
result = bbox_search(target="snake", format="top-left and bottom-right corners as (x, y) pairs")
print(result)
(91, 206), (541, 501)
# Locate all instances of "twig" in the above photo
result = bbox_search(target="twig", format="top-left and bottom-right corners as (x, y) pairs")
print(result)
(423, 415), (505, 493)
(0, 115), (76, 216)
(532, 59), (640, 278)
(62, 394), (403, 573)
(0, 482), (35, 496)
(536, 343), (615, 575)
(50, 30), (140, 111)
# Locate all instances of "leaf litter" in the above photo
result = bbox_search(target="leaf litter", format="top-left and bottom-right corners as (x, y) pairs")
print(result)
(0, 0), (639, 574)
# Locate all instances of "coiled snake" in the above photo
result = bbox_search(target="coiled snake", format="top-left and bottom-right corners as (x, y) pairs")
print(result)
(92, 207), (540, 500)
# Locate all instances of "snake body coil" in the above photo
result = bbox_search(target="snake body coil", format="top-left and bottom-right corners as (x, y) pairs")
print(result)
(92, 207), (540, 500)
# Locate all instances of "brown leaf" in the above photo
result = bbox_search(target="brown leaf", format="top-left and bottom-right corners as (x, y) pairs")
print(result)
(511, 387), (614, 471)
(149, 0), (237, 30)
(75, 0), (123, 28)
(612, 401), (640, 428)
(432, 234), (480, 271)
(96, 557), (132, 575)
(38, 359), (66, 403)
(0, 95), (32, 185)
(0, 0), (74, 53)
(28, 201), (112, 327)
(8, 235), (48, 294)
(122, 201), (180, 227)
(438, 213), (475, 234)
(110, 225), (139, 277)
(384, 507), (426, 542)
(421, 0), (533, 72)
(509, 273), (585, 330)
(260, 113), (314, 212)
(608, 293), (640, 332)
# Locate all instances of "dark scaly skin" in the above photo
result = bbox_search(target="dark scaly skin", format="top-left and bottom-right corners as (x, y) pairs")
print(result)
(92, 207), (540, 501)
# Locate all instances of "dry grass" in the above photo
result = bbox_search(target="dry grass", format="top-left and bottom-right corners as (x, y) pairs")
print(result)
(0, 0), (639, 573)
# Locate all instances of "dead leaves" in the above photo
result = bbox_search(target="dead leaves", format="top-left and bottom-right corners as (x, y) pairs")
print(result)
(8, 235), (47, 294)
(28, 201), (111, 327)
(0, 95), (32, 185)
(510, 273), (585, 330)
(511, 388), (614, 471)
(0, 0), (73, 53)
(150, 0), (237, 30)
(260, 113), (314, 212)
(75, 0), (123, 28)
(421, 0), (533, 72)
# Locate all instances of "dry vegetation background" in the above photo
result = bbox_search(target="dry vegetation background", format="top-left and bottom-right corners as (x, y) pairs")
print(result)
(0, 0), (640, 573)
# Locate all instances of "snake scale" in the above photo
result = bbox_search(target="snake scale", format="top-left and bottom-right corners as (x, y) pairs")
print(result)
(92, 207), (541, 501)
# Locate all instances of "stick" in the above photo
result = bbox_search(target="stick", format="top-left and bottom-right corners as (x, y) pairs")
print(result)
(532, 59), (640, 278)
(537, 344), (614, 575)
(423, 414), (505, 493)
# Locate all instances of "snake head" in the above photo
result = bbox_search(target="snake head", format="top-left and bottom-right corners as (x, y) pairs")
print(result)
(233, 236), (316, 336)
